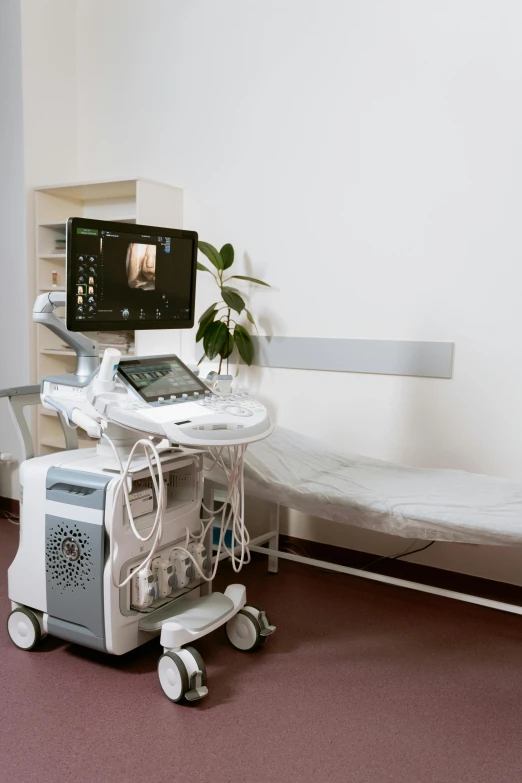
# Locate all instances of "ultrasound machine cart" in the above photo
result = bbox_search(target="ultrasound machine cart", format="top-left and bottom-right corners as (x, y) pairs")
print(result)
(3, 218), (275, 704)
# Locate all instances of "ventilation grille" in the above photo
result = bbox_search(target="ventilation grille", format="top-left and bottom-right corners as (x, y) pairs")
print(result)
(166, 473), (191, 489)
(133, 470), (193, 491)
(46, 523), (94, 593)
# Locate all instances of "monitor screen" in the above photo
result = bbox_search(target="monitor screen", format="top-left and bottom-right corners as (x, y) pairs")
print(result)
(118, 355), (208, 402)
(66, 217), (198, 331)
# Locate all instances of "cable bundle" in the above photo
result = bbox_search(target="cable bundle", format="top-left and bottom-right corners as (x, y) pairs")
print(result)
(102, 434), (250, 589)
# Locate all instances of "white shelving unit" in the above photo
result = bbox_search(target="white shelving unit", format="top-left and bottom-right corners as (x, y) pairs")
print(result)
(33, 177), (183, 455)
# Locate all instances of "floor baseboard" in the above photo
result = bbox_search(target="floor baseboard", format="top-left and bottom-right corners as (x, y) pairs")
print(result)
(279, 534), (522, 607)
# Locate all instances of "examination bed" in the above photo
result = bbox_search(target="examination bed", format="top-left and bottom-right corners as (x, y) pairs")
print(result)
(206, 427), (522, 615)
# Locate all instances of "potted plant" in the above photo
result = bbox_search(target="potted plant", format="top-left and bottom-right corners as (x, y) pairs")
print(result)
(196, 241), (270, 373)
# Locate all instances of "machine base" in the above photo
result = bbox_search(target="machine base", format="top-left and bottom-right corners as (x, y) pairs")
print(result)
(146, 584), (247, 650)
(7, 586), (276, 705)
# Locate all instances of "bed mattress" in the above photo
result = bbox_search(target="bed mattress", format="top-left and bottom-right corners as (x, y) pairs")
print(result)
(206, 426), (522, 546)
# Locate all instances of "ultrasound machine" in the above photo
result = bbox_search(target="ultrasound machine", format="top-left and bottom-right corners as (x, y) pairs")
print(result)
(5, 217), (275, 704)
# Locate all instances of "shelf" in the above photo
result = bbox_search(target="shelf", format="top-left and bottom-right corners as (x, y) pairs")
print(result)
(39, 216), (136, 229)
(33, 177), (181, 455)
(35, 179), (139, 201)
(40, 437), (91, 449)
(40, 349), (135, 358)
(40, 349), (78, 357)
(40, 440), (63, 450)
(39, 221), (67, 231)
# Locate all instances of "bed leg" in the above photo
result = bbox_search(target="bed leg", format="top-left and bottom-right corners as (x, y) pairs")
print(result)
(268, 503), (280, 574)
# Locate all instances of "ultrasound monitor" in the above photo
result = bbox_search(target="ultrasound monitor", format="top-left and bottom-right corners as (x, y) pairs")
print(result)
(66, 217), (198, 331)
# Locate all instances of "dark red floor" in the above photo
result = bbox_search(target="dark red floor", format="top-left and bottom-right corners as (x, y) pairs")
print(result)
(2, 519), (522, 782)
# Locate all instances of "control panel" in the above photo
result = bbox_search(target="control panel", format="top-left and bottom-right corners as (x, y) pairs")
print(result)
(116, 390), (265, 415)
(195, 392), (266, 418)
(108, 354), (273, 446)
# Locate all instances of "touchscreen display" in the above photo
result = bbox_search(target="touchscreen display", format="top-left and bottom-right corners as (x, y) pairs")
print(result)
(118, 356), (208, 402)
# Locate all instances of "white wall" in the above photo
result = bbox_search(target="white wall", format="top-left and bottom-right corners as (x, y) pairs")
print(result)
(76, 0), (522, 476)
(0, 0), (29, 498)
(20, 0), (79, 372)
(0, 0), (79, 499)
(7, 1), (522, 583)
(20, 0), (79, 188)
(73, 0), (522, 584)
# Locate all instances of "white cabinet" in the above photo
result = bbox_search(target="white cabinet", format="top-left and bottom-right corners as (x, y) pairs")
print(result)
(33, 178), (182, 454)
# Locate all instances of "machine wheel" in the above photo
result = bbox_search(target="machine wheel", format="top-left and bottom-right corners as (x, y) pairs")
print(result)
(158, 651), (189, 703)
(226, 608), (264, 652)
(184, 646), (207, 686)
(7, 608), (42, 651)
(158, 647), (208, 704)
(244, 605), (273, 646)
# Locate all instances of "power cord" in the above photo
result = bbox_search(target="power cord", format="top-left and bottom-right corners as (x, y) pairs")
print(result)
(392, 540), (435, 560)
(1, 509), (19, 526)
(360, 540), (435, 571)
(281, 538), (436, 574)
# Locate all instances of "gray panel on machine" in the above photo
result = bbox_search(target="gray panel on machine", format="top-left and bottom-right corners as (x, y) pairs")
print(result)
(45, 509), (106, 649)
(46, 617), (106, 652)
(46, 467), (111, 510)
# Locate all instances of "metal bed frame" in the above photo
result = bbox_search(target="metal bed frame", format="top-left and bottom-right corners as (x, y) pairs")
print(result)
(204, 480), (522, 618)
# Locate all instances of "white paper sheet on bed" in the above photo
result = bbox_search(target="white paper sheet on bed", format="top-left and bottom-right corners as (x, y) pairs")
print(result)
(206, 427), (522, 546)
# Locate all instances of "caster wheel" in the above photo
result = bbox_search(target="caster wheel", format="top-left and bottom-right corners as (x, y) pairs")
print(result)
(158, 647), (208, 704)
(7, 608), (42, 651)
(226, 607), (266, 652)
(158, 652), (189, 703)
(244, 604), (273, 646)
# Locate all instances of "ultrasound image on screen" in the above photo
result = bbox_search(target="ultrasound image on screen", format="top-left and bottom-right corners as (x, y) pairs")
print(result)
(126, 243), (157, 291)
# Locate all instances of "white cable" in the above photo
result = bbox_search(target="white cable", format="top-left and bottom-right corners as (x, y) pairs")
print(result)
(203, 444), (249, 571)
(219, 446), (250, 572)
(102, 433), (166, 589)
(170, 443), (251, 581)
(102, 431), (251, 591)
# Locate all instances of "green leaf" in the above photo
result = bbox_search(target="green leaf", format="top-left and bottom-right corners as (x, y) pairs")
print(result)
(198, 302), (219, 323)
(198, 241), (224, 270)
(221, 331), (235, 359)
(196, 310), (217, 342)
(221, 287), (245, 313)
(220, 243), (234, 270)
(244, 308), (256, 326)
(197, 261), (213, 273)
(203, 321), (228, 360)
(233, 324), (255, 365)
(228, 275), (270, 287)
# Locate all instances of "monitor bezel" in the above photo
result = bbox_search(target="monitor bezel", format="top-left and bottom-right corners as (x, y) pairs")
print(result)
(66, 217), (198, 332)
